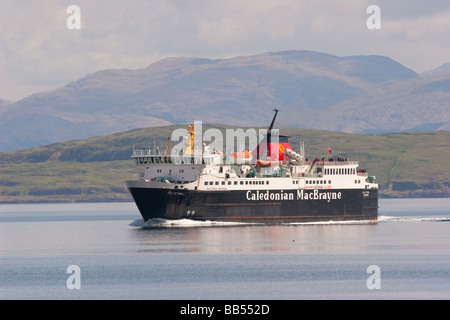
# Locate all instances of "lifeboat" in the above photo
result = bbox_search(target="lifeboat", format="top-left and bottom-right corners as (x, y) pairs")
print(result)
(257, 159), (281, 167)
(232, 150), (253, 163)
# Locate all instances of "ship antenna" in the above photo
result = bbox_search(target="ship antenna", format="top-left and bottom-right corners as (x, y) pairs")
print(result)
(268, 108), (279, 134)
(267, 108), (279, 156)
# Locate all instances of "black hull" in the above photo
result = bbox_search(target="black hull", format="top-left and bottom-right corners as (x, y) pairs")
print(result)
(127, 186), (378, 224)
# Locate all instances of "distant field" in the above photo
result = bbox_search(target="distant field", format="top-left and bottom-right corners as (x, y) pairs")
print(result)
(0, 125), (449, 203)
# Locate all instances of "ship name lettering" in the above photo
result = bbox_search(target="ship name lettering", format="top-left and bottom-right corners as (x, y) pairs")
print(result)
(297, 190), (341, 202)
(245, 190), (342, 202)
(246, 190), (293, 201)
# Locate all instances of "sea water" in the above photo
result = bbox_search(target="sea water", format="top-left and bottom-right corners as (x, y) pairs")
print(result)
(1, 198), (449, 300)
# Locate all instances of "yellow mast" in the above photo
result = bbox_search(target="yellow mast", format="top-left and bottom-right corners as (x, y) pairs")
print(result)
(185, 123), (196, 155)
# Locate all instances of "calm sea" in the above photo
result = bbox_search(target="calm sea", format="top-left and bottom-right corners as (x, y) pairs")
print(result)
(1, 198), (449, 301)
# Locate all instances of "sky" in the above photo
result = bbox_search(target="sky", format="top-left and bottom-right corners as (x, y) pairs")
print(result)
(1, 0), (450, 102)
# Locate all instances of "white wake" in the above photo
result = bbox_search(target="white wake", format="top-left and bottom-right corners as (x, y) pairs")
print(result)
(129, 218), (252, 228)
(378, 215), (450, 223)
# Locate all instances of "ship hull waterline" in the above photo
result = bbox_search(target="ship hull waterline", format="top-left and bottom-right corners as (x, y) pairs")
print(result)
(126, 182), (378, 224)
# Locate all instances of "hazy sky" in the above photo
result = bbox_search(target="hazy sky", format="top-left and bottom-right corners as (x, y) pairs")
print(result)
(1, 0), (449, 101)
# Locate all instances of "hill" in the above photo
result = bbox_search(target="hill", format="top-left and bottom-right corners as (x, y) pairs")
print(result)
(0, 125), (448, 203)
(318, 69), (450, 133)
(0, 50), (424, 151)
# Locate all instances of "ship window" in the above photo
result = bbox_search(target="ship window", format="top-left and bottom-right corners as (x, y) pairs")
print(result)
(222, 181), (225, 185)
(328, 180), (331, 184)
(240, 181), (244, 185)
(266, 181), (269, 185)
(245, 181), (248, 185)
(228, 181), (231, 185)
(204, 182), (208, 185)
(215, 181), (219, 185)
(234, 181), (238, 185)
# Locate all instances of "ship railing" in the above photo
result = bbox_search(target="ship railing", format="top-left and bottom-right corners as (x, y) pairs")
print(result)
(305, 160), (359, 166)
(133, 149), (154, 156)
(132, 151), (219, 165)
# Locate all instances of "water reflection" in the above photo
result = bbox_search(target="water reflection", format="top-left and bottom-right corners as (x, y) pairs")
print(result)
(130, 222), (379, 254)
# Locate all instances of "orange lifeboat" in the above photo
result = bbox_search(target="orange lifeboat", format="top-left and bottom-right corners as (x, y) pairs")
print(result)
(257, 159), (281, 167)
(232, 150), (253, 162)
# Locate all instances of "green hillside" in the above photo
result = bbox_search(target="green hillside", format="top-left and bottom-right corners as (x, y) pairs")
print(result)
(0, 125), (449, 203)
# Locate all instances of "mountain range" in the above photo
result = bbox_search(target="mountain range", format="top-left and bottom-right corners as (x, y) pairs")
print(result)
(1, 50), (449, 152)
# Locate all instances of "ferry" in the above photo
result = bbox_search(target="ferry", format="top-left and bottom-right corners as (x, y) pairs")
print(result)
(126, 110), (378, 224)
